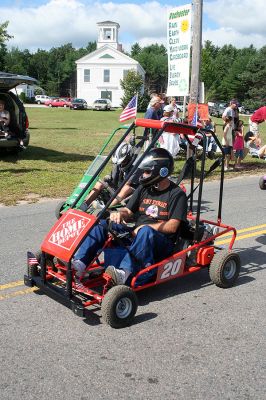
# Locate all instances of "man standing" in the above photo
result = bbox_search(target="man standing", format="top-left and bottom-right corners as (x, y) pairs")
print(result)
(249, 106), (266, 138)
(222, 100), (238, 130)
(144, 96), (164, 120)
(144, 96), (164, 140)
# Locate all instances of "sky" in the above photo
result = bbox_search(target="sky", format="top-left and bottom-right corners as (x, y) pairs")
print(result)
(0, 0), (265, 52)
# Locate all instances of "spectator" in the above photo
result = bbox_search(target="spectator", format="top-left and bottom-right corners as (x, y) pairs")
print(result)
(222, 116), (234, 171)
(222, 100), (238, 131)
(234, 106), (240, 129)
(233, 120), (245, 169)
(144, 96), (164, 120)
(144, 96), (164, 141)
(0, 99), (10, 136)
(159, 104), (181, 157)
(0, 98), (26, 148)
(169, 97), (180, 119)
(244, 131), (266, 159)
(249, 106), (266, 138)
(203, 117), (217, 158)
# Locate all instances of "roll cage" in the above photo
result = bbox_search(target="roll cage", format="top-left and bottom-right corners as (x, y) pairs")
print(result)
(70, 118), (226, 243)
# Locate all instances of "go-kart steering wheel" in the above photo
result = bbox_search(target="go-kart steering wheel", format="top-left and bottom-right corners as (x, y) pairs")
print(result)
(107, 218), (133, 241)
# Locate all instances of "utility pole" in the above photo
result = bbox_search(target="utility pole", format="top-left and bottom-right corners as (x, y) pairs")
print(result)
(190, 0), (203, 104)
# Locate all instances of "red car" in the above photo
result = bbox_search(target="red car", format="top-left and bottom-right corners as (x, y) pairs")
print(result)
(44, 98), (71, 108)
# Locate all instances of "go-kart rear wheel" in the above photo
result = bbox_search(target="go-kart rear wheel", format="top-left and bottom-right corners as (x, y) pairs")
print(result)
(30, 250), (56, 275)
(101, 285), (138, 328)
(27, 250), (41, 277)
(209, 250), (240, 288)
(55, 200), (66, 219)
(259, 176), (266, 190)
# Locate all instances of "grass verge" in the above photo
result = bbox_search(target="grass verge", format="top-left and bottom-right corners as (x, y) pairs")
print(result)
(0, 107), (265, 205)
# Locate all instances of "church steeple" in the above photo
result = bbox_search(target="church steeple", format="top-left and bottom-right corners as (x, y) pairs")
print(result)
(97, 21), (122, 51)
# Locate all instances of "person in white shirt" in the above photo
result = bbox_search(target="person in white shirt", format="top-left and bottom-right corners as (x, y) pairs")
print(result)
(159, 105), (181, 158)
(0, 99), (10, 136)
(222, 100), (238, 130)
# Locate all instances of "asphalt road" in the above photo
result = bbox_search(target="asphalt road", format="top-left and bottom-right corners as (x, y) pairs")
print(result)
(0, 175), (265, 400)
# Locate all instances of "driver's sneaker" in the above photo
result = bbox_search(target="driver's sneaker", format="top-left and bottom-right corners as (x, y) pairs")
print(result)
(74, 277), (87, 292)
(105, 266), (127, 285)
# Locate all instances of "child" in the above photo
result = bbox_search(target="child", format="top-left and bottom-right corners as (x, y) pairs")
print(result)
(222, 116), (233, 171)
(204, 117), (217, 158)
(0, 99), (10, 136)
(159, 104), (181, 157)
(244, 131), (266, 159)
(233, 120), (245, 169)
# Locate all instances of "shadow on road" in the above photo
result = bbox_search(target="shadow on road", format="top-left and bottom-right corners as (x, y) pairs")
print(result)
(31, 241), (265, 328)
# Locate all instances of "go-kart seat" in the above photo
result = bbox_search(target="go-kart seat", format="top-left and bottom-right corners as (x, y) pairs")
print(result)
(173, 220), (205, 253)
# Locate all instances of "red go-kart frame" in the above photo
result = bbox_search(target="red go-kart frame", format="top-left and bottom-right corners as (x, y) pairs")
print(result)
(24, 118), (241, 328)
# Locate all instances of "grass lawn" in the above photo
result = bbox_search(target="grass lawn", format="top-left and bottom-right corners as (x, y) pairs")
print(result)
(0, 107), (265, 205)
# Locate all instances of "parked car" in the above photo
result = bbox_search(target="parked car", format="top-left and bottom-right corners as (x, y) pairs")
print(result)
(44, 98), (71, 108)
(238, 106), (255, 115)
(209, 103), (227, 118)
(35, 94), (51, 104)
(176, 102), (187, 112)
(92, 99), (112, 111)
(70, 98), (88, 110)
(0, 72), (37, 153)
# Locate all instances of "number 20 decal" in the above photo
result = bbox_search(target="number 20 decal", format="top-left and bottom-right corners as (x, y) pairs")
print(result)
(158, 258), (184, 281)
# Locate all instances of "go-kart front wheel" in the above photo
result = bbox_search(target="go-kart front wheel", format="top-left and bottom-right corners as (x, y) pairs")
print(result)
(209, 250), (240, 288)
(101, 285), (138, 328)
(55, 199), (66, 219)
(259, 176), (266, 190)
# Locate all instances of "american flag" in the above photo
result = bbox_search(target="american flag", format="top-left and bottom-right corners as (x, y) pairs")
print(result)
(192, 110), (198, 126)
(119, 95), (138, 122)
(27, 251), (39, 265)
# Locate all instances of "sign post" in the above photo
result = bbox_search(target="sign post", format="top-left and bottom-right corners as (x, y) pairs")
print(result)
(166, 4), (192, 97)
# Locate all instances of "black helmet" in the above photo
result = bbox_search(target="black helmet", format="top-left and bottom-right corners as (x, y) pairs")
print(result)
(138, 148), (174, 187)
(112, 142), (134, 171)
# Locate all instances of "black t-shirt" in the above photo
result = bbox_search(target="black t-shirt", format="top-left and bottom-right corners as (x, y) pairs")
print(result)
(126, 181), (187, 239)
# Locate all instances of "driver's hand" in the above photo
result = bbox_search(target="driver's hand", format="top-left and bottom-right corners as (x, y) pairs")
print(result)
(110, 211), (122, 224)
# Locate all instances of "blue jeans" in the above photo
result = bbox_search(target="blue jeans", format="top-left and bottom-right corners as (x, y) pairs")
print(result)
(73, 220), (175, 276)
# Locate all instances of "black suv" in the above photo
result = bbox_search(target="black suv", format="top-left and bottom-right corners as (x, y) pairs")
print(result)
(0, 72), (37, 153)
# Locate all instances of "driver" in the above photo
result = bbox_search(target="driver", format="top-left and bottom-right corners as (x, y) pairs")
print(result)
(72, 148), (188, 288)
(80, 141), (141, 210)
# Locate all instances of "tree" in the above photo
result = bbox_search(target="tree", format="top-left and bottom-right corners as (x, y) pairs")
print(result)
(131, 44), (168, 94)
(4, 47), (31, 75)
(0, 21), (13, 70)
(239, 46), (266, 109)
(201, 41), (219, 100)
(130, 43), (142, 58)
(120, 70), (149, 111)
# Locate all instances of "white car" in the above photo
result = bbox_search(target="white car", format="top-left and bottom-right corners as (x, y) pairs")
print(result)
(92, 99), (112, 111)
(35, 95), (51, 104)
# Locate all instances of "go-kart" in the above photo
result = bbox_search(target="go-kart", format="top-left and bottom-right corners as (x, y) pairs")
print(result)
(24, 119), (241, 328)
(55, 124), (131, 219)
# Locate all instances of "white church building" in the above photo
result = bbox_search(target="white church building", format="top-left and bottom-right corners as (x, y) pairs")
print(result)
(75, 21), (145, 108)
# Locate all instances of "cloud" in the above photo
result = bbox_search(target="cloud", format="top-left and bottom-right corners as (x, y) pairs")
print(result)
(1, 0), (265, 52)
(204, 0), (266, 48)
